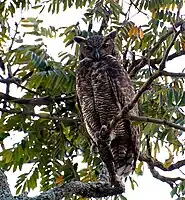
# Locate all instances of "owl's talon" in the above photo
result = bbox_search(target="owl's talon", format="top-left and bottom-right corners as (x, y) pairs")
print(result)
(100, 125), (107, 134)
(98, 125), (110, 141)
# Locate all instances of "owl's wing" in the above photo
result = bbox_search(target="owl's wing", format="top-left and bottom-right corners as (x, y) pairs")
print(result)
(104, 55), (140, 171)
(76, 58), (102, 144)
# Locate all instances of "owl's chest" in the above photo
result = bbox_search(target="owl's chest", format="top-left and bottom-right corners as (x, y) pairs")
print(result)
(91, 67), (111, 92)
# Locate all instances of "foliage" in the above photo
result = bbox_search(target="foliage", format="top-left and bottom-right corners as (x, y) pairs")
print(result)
(0, 0), (185, 199)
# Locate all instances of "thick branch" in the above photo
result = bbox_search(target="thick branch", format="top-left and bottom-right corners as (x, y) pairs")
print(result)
(130, 115), (185, 132)
(0, 169), (124, 199)
(52, 181), (124, 199)
(0, 170), (14, 200)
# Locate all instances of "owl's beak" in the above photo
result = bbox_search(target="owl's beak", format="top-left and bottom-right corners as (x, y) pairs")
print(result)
(94, 48), (100, 60)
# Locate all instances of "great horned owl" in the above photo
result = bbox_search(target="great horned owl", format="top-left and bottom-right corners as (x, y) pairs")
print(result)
(74, 31), (140, 186)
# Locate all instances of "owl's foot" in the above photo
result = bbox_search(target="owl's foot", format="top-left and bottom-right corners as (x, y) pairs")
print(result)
(96, 125), (110, 141)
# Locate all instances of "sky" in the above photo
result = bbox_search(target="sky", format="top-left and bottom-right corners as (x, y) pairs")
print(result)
(1, 1), (185, 199)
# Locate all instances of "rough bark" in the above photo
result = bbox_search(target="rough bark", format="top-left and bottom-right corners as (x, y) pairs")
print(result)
(0, 170), (124, 200)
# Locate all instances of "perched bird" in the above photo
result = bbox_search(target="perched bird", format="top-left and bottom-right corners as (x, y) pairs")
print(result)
(74, 31), (140, 186)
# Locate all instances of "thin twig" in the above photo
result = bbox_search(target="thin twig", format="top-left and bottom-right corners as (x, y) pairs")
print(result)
(0, 107), (78, 125)
(160, 71), (185, 78)
(149, 21), (183, 55)
(128, 50), (185, 77)
(139, 153), (185, 171)
(130, 115), (185, 132)
(0, 77), (21, 84)
(129, 0), (149, 17)
(159, 30), (181, 70)
(0, 92), (75, 105)
(3, 22), (20, 110)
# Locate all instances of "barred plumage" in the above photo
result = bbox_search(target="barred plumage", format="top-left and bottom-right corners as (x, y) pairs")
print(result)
(74, 31), (140, 185)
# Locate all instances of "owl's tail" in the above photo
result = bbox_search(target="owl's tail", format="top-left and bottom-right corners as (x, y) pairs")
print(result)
(111, 136), (134, 177)
(110, 121), (135, 177)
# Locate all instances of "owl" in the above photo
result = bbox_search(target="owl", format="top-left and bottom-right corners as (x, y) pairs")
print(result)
(74, 31), (140, 186)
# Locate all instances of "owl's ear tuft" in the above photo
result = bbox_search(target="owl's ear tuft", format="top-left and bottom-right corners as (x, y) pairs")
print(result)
(74, 36), (86, 44)
(106, 31), (117, 39)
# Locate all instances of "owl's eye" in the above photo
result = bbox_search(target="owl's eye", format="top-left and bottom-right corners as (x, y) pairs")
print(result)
(85, 45), (93, 51)
(102, 43), (109, 49)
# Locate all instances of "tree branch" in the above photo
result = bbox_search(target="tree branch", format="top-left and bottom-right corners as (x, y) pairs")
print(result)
(145, 136), (183, 188)
(129, 23), (184, 77)
(129, 58), (147, 78)
(128, 50), (185, 77)
(0, 92), (74, 105)
(0, 108), (77, 126)
(0, 169), (124, 199)
(109, 23), (184, 132)
(147, 163), (183, 188)
(149, 21), (183, 55)
(0, 77), (40, 95)
(159, 30), (181, 70)
(139, 153), (185, 171)
(130, 115), (185, 132)
(160, 70), (185, 78)
(0, 77), (21, 84)
(0, 170), (14, 200)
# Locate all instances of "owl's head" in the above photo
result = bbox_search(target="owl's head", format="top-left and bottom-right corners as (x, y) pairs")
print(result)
(74, 31), (117, 60)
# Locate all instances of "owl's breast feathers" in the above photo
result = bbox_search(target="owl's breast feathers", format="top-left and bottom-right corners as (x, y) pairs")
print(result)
(76, 55), (140, 176)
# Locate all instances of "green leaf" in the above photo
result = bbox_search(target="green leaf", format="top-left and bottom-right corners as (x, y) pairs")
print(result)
(178, 92), (185, 106)
(170, 187), (177, 197)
